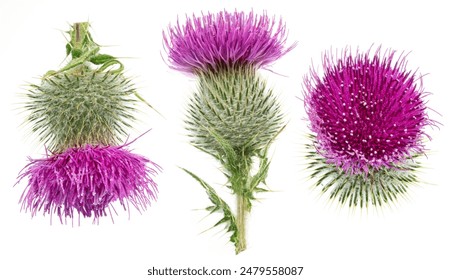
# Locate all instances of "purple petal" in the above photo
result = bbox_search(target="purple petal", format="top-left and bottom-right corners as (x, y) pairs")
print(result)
(163, 10), (296, 73)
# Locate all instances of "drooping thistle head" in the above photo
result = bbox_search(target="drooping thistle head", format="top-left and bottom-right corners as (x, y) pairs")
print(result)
(163, 10), (295, 74)
(304, 46), (436, 207)
(17, 22), (160, 222)
(18, 145), (160, 223)
(24, 22), (139, 153)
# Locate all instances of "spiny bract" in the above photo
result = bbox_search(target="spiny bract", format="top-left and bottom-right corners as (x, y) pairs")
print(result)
(186, 66), (284, 156)
(26, 70), (137, 152)
(17, 144), (160, 223)
(306, 140), (420, 207)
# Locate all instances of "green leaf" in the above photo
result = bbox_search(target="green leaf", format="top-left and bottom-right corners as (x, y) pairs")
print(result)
(71, 48), (83, 58)
(97, 59), (124, 73)
(65, 43), (72, 56)
(249, 155), (270, 193)
(89, 54), (115, 65)
(180, 168), (239, 247)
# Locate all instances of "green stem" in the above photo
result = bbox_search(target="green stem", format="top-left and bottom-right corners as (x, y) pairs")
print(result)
(72, 22), (90, 50)
(232, 154), (252, 254)
(236, 193), (247, 254)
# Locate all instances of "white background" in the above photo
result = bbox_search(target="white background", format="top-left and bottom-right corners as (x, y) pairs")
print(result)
(1, 0), (449, 279)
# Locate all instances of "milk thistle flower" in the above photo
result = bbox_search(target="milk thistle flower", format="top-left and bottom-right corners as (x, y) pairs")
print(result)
(303, 46), (436, 207)
(17, 22), (160, 222)
(164, 10), (295, 253)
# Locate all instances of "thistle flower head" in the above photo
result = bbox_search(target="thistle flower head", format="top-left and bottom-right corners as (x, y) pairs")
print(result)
(17, 144), (160, 223)
(304, 47), (433, 174)
(26, 71), (137, 153)
(163, 10), (295, 73)
(165, 10), (294, 253)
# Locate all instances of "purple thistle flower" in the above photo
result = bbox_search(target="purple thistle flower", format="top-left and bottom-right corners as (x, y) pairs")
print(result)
(164, 10), (294, 252)
(304, 47), (434, 174)
(17, 144), (161, 223)
(163, 10), (295, 73)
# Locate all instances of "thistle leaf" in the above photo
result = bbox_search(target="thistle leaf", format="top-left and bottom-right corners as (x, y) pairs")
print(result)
(89, 54), (115, 65)
(249, 155), (270, 193)
(180, 168), (239, 246)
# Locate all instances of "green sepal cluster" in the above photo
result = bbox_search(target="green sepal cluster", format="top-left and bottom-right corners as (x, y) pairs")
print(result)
(305, 136), (421, 208)
(186, 66), (284, 156)
(24, 22), (151, 152)
(26, 71), (137, 152)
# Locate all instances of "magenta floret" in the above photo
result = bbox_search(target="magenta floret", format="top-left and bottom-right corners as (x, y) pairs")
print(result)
(304, 47), (433, 174)
(17, 144), (160, 223)
(163, 10), (295, 73)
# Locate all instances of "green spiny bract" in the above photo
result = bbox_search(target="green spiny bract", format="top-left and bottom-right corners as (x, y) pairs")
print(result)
(306, 140), (420, 208)
(186, 66), (284, 157)
(26, 70), (137, 153)
(23, 22), (142, 153)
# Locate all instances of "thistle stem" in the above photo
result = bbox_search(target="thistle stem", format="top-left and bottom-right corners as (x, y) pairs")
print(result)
(232, 154), (252, 254)
(71, 22), (93, 53)
(236, 193), (247, 254)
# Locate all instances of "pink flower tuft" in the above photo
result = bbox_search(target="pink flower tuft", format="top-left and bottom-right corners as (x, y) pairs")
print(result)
(163, 10), (295, 73)
(17, 144), (160, 223)
(304, 47), (435, 174)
